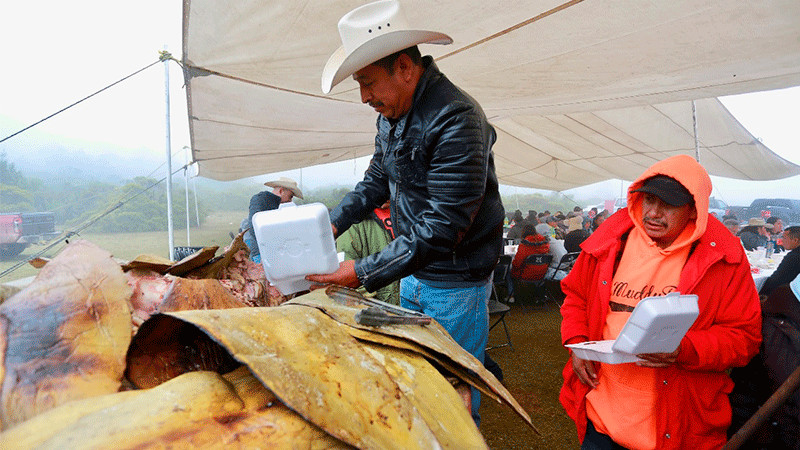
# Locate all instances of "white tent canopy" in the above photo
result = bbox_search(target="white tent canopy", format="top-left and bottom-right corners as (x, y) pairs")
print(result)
(182, 0), (800, 189)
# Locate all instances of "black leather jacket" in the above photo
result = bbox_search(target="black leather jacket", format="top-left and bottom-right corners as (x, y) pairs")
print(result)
(330, 57), (505, 293)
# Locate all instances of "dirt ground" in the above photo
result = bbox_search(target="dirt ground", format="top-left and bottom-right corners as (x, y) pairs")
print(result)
(478, 282), (580, 449)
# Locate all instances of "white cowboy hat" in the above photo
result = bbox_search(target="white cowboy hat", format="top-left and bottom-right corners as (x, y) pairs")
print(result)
(321, 0), (452, 94)
(265, 177), (303, 199)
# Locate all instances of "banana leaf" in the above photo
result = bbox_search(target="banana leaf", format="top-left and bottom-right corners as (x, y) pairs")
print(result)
(1, 368), (351, 449)
(130, 306), (484, 448)
(0, 240), (132, 430)
(285, 290), (537, 432)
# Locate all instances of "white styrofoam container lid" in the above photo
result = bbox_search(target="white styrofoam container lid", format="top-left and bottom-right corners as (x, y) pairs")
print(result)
(611, 292), (699, 354)
(252, 202), (339, 295)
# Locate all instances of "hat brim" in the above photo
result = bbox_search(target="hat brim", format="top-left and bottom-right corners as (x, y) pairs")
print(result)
(264, 181), (303, 199)
(631, 186), (692, 207)
(321, 29), (452, 94)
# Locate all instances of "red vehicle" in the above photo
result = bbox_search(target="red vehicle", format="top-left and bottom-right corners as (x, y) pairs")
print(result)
(0, 212), (60, 258)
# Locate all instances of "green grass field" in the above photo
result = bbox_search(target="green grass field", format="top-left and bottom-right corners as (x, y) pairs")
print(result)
(0, 210), (246, 283)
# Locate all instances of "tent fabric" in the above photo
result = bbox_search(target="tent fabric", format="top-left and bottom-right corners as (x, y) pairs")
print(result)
(182, 0), (800, 188)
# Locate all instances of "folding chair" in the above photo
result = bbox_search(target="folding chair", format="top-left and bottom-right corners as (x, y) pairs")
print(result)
(512, 253), (553, 306)
(487, 255), (513, 351)
(491, 254), (513, 303)
(542, 252), (581, 306)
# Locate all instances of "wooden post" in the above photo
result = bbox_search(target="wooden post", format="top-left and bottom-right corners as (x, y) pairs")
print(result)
(723, 364), (800, 449)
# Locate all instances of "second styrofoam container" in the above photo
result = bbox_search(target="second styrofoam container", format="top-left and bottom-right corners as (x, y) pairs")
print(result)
(252, 202), (339, 295)
(566, 340), (641, 364)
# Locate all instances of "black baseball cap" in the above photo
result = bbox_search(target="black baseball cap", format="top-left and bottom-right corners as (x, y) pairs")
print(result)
(632, 175), (693, 206)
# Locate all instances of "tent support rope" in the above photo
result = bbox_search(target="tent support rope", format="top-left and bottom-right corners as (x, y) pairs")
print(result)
(438, 0), (586, 60)
(0, 52), (175, 144)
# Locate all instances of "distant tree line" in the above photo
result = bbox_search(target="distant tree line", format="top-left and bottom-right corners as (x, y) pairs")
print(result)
(2, 150), (591, 233)
(0, 152), (359, 234)
(0, 152), (208, 233)
(499, 191), (584, 220)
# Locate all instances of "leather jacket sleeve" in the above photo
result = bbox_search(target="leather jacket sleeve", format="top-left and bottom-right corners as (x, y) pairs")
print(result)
(330, 146), (391, 237)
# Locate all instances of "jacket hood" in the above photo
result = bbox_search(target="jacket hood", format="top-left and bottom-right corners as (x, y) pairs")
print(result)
(627, 155), (711, 252)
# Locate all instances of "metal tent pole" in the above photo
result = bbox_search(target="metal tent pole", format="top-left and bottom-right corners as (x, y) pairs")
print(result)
(692, 100), (700, 161)
(192, 172), (200, 228)
(164, 46), (175, 260)
(184, 146), (191, 246)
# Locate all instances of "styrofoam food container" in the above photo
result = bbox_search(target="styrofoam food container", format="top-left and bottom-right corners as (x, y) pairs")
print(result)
(612, 292), (699, 354)
(567, 340), (641, 364)
(252, 202), (339, 295)
(565, 292), (699, 364)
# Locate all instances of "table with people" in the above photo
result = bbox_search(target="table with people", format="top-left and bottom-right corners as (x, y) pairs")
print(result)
(747, 222), (800, 296)
(749, 247), (785, 292)
(499, 208), (606, 305)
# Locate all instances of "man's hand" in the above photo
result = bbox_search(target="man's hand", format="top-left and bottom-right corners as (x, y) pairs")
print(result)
(571, 353), (599, 388)
(306, 260), (360, 289)
(636, 343), (681, 368)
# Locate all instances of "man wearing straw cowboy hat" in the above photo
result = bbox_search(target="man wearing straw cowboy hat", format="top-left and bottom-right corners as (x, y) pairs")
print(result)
(308, 0), (505, 422)
(242, 177), (303, 263)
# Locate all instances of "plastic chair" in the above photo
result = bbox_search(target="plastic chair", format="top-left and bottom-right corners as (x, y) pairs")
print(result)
(173, 246), (205, 261)
(542, 252), (581, 306)
(487, 255), (513, 351)
(512, 253), (553, 305)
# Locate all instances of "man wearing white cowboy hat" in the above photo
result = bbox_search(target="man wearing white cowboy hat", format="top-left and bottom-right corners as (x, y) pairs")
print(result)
(242, 177), (303, 263)
(738, 217), (773, 251)
(308, 0), (505, 422)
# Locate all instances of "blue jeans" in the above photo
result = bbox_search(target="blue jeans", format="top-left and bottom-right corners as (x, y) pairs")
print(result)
(241, 218), (260, 263)
(582, 421), (627, 450)
(400, 275), (491, 424)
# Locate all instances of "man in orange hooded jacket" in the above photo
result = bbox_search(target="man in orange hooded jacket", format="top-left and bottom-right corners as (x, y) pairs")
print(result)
(560, 154), (761, 449)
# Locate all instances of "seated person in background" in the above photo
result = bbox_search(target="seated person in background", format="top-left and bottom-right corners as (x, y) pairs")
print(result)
(336, 201), (400, 305)
(505, 212), (526, 242)
(243, 177), (303, 263)
(766, 216), (785, 252)
(510, 224), (550, 281)
(553, 213), (568, 239)
(539, 214), (565, 240)
(591, 213), (605, 232)
(723, 217), (740, 235)
(546, 235), (569, 281)
(509, 209), (524, 228)
(738, 218), (773, 251)
(729, 273), (800, 449)
(525, 210), (538, 225)
(535, 214), (552, 237)
(564, 216), (590, 253)
(759, 224), (800, 297)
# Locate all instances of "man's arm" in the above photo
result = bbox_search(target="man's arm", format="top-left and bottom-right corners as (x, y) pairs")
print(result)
(329, 150), (391, 239)
(677, 257), (762, 371)
(560, 252), (594, 343)
(560, 251), (606, 387)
